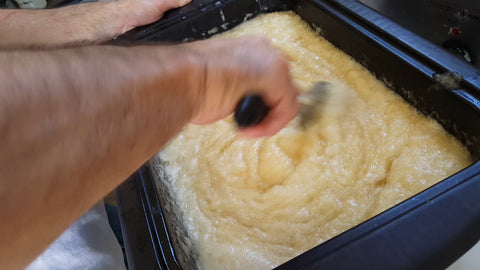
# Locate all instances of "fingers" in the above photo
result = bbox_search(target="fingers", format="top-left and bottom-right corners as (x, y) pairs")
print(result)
(119, 0), (192, 31)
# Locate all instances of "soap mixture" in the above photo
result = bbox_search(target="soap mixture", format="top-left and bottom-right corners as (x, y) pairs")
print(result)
(157, 12), (472, 269)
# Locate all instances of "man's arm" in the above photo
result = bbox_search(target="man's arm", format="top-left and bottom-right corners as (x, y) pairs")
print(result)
(0, 0), (190, 49)
(0, 37), (298, 269)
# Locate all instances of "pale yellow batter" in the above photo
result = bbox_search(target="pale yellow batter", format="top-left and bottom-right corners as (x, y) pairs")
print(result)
(157, 12), (472, 270)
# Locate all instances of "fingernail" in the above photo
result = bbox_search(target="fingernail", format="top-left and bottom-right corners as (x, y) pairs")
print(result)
(179, 0), (191, 6)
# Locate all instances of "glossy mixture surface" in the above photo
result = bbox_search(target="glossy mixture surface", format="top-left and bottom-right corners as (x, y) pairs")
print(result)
(158, 12), (472, 270)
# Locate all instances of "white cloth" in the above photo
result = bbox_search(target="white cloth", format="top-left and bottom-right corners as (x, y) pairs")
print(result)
(27, 202), (127, 270)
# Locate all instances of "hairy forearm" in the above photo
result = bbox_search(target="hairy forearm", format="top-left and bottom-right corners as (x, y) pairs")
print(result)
(0, 2), (127, 49)
(0, 45), (199, 269)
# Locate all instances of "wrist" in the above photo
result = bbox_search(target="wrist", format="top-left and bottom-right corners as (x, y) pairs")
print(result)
(96, 1), (135, 41)
(174, 45), (208, 120)
(142, 45), (206, 122)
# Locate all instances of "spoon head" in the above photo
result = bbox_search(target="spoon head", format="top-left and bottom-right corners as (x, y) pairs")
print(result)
(298, 81), (332, 128)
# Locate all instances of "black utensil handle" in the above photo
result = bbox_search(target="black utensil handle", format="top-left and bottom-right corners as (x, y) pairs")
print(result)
(234, 95), (270, 128)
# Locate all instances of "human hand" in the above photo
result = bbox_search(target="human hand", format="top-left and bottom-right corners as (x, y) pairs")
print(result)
(117, 0), (192, 33)
(185, 36), (300, 138)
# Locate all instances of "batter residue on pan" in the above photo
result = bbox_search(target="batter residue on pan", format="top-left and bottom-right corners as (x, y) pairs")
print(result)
(158, 12), (471, 270)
